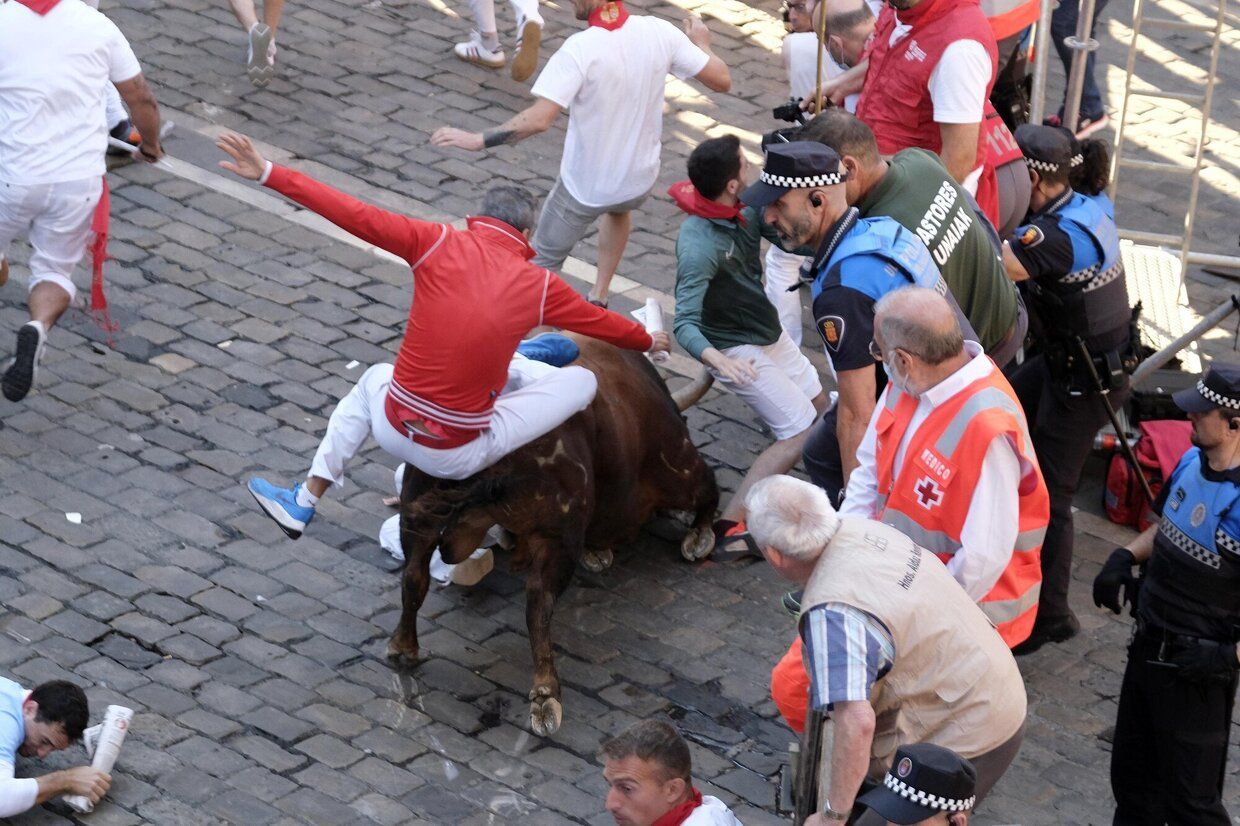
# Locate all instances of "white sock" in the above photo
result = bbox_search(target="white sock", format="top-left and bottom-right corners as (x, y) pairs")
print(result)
(480, 30), (500, 51)
(295, 485), (319, 508)
(25, 320), (46, 339)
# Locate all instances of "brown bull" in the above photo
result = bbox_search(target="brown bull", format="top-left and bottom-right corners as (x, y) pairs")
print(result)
(385, 335), (718, 735)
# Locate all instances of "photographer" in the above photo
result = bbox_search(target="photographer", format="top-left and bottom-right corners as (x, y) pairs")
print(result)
(1093, 365), (1240, 825)
(1002, 124), (1132, 654)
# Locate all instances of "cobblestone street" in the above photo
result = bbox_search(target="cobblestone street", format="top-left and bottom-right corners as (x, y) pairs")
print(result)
(0, 0), (1237, 822)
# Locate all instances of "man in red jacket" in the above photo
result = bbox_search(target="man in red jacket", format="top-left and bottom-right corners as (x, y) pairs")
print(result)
(820, 0), (1008, 230)
(216, 133), (669, 539)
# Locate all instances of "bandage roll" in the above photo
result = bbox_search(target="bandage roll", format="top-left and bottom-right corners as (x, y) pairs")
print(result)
(644, 298), (669, 364)
(64, 705), (133, 814)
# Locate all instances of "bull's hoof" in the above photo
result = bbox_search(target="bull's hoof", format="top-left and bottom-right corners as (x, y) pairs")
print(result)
(581, 548), (614, 573)
(681, 525), (714, 562)
(385, 638), (422, 670)
(529, 690), (563, 736)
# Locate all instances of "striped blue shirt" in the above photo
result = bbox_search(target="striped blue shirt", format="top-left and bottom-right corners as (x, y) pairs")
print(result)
(802, 603), (895, 710)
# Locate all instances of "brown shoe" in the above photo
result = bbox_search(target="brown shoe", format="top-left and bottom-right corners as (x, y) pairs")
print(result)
(511, 18), (542, 82)
(0, 257), (7, 288)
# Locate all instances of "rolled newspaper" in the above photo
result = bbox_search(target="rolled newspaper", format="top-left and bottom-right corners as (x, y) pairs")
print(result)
(64, 705), (133, 814)
(644, 298), (669, 364)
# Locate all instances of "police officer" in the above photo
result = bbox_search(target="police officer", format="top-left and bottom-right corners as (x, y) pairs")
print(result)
(1001, 123), (1133, 653)
(1092, 365), (1240, 826)
(741, 142), (977, 507)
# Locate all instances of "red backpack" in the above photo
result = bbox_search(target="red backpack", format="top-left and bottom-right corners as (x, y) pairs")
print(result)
(1104, 420), (1192, 530)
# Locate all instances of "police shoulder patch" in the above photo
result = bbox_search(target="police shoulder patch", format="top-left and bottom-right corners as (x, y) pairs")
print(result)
(1017, 225), (1045, 248)
(818, 315), (845, 351)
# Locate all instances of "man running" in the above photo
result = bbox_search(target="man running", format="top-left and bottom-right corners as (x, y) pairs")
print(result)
(216, 133), (669, 539)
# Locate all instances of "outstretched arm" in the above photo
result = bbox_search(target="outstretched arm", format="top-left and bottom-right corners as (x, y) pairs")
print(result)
(216, 132), (441, 265)
(541, 275), (664, 353)
(430, 98), (563, 152)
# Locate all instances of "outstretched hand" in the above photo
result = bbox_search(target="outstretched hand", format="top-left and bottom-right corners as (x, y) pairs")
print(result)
(216, 132), (268, 180)
(682, 14), (712, 49)
(431, 127), (485, 152)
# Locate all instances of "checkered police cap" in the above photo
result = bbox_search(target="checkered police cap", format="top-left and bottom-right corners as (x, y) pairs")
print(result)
(882, 771), (977, 812)
(1015, 123), (1074, 175)
(740, 142), (847, 208)
(1173, 364), (1240, 413)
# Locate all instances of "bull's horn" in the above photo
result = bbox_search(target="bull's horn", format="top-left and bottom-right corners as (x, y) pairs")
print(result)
(671, 365), (714, 412)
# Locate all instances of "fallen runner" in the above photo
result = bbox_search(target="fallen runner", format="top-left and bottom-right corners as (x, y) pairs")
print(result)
(215, 133), (669, 539)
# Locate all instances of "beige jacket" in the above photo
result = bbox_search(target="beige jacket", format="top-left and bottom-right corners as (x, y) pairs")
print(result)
(800, 516), (1027, 778)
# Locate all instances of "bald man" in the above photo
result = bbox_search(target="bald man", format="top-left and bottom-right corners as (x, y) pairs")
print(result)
(841, 286), (1047, 645)
(772, 286), (1047, 735)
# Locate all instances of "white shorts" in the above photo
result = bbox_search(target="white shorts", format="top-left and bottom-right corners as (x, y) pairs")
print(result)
(0, 177), (102, 302)
(711, 332), (822, 441)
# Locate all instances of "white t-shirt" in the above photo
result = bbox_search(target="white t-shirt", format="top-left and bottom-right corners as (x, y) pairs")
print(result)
(531, 16), (710, 208)
(0, 0), (142, 185)
(683, 795), (744, 826)
(782, 31), (859, 113)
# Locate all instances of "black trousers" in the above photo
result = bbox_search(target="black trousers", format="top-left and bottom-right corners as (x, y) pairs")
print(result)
(1111, 631), (1237, 825)
(803, 406), (844, 505)
(1009, 355), (1131, 622)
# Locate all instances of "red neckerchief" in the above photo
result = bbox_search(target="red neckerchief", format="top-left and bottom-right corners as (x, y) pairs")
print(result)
(892, 0), (977, 28)
(13, 0), (63, 14)
(88, 178), (117, 343)
(588, 1), (629, 30)
(466, 215), (536, 260)
(667, 181), (747, 226)
(652, 789), (704, 826)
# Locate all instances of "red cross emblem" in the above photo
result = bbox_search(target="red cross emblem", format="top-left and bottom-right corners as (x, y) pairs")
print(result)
(914, 475), (943, 510)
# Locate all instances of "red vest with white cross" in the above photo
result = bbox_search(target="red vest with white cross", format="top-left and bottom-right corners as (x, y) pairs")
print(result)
(873, 365), (1049, 647)
(855, 0), (1003, 226)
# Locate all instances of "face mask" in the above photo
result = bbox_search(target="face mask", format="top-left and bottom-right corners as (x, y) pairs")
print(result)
(884, 356), (917, 397)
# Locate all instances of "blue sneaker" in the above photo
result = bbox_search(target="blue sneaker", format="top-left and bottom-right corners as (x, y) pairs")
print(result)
(516, 332), (579, 367)
(247, 478), (314, 540)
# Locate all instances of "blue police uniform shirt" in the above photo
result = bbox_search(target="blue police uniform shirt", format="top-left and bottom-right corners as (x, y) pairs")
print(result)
(0, 677), (27, 766)
(1143, 447), (1240, 640)
(806, 209), (970, 373)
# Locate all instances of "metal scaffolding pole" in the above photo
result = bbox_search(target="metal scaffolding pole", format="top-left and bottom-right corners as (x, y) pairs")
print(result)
(1062, 0), (1101, 132)
(1028, 0), (1056, 123)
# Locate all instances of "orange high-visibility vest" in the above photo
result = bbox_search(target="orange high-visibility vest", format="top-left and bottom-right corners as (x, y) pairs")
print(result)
(981, 0), (1040, 42)
(873, 365), (1049, 647)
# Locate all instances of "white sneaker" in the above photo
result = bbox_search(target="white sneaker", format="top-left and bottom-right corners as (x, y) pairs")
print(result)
(247, 23), (275, 87)
(453, 31), (505, 69)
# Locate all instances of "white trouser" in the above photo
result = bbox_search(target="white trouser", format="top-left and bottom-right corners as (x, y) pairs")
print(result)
(309, 357), (598, 486)
(0, 177), (102, 301)
(764, 245), (808, 348)
(468, 0), (543, 35)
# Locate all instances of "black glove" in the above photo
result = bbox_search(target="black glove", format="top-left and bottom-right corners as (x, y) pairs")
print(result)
(1169, 641), (1240, 683)
(1093, 547), (1137, 614)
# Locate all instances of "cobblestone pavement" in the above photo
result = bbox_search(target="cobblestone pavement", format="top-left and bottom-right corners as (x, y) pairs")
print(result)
(0, 0), (1237, 823)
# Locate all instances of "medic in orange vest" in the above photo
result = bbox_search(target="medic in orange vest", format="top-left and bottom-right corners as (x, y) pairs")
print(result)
(770, 286), (1047, 734)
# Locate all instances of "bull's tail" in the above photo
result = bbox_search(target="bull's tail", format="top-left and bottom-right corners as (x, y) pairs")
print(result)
(671, 365), (714, 412)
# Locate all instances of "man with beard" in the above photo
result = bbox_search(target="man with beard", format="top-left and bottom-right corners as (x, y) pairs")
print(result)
(1093, 364), (1240, 825)
(743, 142), (974, 506)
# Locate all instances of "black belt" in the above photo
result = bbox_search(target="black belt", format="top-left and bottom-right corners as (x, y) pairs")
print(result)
(1133, 616), (1232, 656)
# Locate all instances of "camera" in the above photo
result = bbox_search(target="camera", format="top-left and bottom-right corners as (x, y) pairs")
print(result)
(762, 98), (809, 151)
(773, 97), (807, 125)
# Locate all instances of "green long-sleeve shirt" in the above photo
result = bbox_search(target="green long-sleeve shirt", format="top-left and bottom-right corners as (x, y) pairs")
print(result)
(673, 206), (785, 360)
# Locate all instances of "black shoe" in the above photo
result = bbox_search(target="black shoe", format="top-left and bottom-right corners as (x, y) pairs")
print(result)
(2, 323), (45, 402)
(1012, 612), (1080, 656)
(782, 589), (802, 616)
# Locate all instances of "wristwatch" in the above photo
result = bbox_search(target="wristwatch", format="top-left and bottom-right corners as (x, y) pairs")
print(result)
(821, 799), (852, 821)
